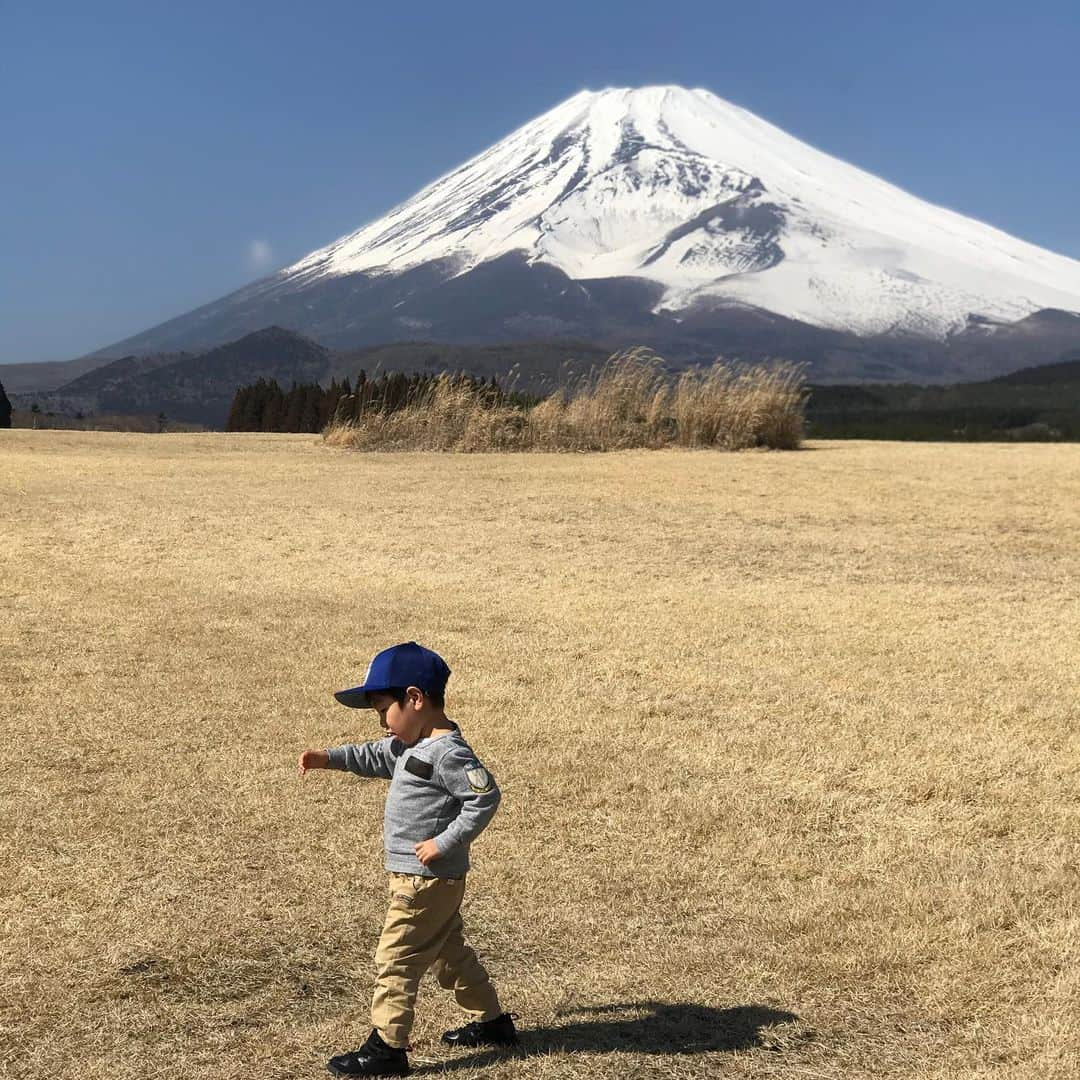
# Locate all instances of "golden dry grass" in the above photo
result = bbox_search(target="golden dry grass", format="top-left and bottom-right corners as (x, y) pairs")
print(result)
(324, 352), (807, 452)
(3, 430), (1079, 1080)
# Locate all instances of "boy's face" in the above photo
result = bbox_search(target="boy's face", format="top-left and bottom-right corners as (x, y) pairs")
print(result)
(369, 689), (425, 745)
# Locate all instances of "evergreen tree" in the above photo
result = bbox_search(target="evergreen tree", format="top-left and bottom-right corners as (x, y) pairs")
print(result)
(355, 370), (368, 419)
(0, 379), (11, 429)
(262, 381), (285, 432)
(301, 384), (323, 432)
(333, 395), (356, 425)
(283, 383), (305, 432)
(320, 379), (343, 428)
(387, 372), (408, 413)
(240, 379), (268, 430)
(226, 386), (248, 431)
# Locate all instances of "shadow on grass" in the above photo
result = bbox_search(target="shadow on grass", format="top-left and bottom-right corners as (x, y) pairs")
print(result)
(420, 999), (800, 1072)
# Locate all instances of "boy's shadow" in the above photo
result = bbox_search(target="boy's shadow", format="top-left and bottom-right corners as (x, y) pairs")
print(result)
(422, 1000), (800, 1071)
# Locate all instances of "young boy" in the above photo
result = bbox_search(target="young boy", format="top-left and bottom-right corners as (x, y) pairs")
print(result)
(298, 641), (517, 1077)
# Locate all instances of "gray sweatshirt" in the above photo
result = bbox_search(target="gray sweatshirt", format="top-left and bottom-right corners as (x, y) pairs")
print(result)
(326, 723), (500, 878)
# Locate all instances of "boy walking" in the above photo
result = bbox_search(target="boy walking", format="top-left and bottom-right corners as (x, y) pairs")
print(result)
(298, 641), (517, 1077)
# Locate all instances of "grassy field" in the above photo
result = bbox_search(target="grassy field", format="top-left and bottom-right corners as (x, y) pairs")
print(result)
(3, 431), (1079, 1080)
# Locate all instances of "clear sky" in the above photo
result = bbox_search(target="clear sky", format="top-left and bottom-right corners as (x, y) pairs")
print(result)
(4, 0), (1079, 364)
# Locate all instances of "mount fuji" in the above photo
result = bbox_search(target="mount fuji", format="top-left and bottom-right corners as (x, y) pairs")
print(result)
(85, 86), (1080, 382)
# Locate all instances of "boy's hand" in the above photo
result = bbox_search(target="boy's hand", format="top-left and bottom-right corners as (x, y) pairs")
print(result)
(414, 839), (441, 866)
(298, 749), (330, 776)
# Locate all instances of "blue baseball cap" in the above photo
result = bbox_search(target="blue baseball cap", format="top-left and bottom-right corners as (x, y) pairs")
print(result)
(334, 641), (451, 709)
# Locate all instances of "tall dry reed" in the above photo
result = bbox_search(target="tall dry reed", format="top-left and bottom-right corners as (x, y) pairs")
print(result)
(672, 358), (808, 450)
(323, 349), (807, 452)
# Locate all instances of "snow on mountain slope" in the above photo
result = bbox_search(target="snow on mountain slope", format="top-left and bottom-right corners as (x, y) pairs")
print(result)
(281, 85), (1080, 338)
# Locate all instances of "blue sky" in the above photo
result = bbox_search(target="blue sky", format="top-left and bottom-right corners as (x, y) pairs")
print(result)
(4, 0), (1079, 364)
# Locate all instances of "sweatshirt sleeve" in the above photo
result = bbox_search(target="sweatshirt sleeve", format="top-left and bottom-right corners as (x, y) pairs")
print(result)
(326, 737), (398, 779)
(432, 745), (501, 855)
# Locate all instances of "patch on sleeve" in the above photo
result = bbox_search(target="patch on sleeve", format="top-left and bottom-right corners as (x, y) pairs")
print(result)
(404, 755), (434, 780)
(464, 761), (494, 793)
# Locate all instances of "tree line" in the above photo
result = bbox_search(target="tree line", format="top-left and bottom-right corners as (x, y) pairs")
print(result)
(225, 378), (341, 432)
(225, 370), (515, 432)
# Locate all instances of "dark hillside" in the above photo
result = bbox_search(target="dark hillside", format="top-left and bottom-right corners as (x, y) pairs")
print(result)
(59, 352), (192, 395)
(987, 353), (1080, 386)
(34, 332), (616, 427)
(806, 365), (1080, 441)
(55, 327), (331, 426)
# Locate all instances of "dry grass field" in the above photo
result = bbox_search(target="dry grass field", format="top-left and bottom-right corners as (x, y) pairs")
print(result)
(3, 430), (1079, 1080)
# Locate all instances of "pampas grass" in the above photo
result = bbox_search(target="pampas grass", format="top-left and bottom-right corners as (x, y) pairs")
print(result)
(323, 350), (807, 452)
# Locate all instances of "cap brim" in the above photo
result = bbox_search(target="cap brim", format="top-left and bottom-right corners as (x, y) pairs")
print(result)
(334, 686), (376, 708)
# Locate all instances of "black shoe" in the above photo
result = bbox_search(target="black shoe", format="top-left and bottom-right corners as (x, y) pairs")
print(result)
(327, 1029), (410, 1077)
(441, 1012), (519, 1048)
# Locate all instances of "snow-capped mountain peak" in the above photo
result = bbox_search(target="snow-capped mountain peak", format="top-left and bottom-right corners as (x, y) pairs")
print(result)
(278, 85), (1080, 338)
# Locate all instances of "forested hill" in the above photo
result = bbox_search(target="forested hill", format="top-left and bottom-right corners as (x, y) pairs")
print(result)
(24, 330), (612, 427)
(17, 322), (1080, 437)
(806, 364), (1080, 440)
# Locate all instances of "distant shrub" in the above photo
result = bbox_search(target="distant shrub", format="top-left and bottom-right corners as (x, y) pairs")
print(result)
(323, 349), (807, 452)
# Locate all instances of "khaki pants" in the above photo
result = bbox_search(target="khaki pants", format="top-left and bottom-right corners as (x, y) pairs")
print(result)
(371, 872), (502, 1049)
